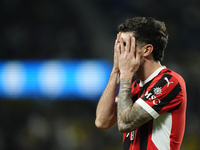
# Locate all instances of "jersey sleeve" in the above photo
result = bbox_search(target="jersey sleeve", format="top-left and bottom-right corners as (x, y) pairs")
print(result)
(136, 74), (184, 119)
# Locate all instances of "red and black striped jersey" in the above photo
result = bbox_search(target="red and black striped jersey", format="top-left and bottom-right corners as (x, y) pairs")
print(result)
(122, 66), (187, 150)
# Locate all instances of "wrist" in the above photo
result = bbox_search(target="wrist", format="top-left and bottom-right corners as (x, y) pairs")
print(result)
(111, 67), (119, 74)
(110, 69), (120, 84)
(120, 72), (133, 79)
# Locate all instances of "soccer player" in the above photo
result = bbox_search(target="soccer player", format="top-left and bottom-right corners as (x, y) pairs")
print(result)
(95, 17), (187, 150)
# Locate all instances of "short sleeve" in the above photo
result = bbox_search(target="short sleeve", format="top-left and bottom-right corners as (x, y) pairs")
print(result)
(137, 74), (183, 117)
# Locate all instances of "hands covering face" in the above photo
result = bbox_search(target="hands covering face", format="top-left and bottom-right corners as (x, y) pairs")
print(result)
(114, 32), (142, 79)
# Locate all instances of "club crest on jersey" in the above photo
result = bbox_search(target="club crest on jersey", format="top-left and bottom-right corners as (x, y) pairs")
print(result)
(154, 87), (162, 95)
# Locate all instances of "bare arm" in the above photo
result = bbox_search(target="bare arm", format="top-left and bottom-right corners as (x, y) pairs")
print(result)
(95, 33), (121, 129)
(95, 71), (119, 129)
(117, 78), (153, 132)
(116, 35), (153, 132)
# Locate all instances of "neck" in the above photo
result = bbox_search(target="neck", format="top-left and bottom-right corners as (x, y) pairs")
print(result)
(136, 59), (162, 81)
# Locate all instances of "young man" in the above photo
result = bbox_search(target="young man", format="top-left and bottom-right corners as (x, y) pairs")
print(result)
(95, 17), (187, 150)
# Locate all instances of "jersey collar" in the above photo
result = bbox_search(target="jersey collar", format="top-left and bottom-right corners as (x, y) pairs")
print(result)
(139, 66), (166, 87)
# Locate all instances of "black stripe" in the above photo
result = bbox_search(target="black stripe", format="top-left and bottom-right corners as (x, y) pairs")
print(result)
(142, 74), (172, 101)
(132, 77), (140, 102)
(139, 80), (152, 97)
(140, 123), (149, 150)
(153, 83), (181, 112)
(123, 135), (131, 150)
(171, 102), (182, 110)
(132, 94), (138, 102)
(133, 79), (140, 88)
(153, 74), (172, 89)
(163, 69), (171, 73)
(132, 76), (138, 84)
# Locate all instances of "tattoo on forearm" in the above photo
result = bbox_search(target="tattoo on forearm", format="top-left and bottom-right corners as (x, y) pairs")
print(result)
(117, 78), (151, 132)
(118, 78), (132, 127)
(119, 78), (132, 105)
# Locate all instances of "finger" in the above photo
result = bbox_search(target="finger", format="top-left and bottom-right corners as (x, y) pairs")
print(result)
(120, 37), (125, 53)
(126, 35), (131, 52)
(116, 43), (121, 55)
(114, 35), (118, 50)
(118, 32), (122, 40)
(130, 37), (136, 57)
(114, 32), (121, 50)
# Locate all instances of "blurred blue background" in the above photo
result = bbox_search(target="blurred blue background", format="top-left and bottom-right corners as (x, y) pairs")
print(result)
(0, 0), (199, 149)
(0, 60), (112, 99)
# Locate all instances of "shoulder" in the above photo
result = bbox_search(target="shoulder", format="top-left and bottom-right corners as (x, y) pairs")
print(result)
(159, 68), (186, 87)
(155, 68), (187, 100)
(141, 67), (186, 101)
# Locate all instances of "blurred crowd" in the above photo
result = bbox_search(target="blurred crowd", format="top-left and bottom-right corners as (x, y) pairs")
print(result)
(0, 100), (122, 150)
(0, 0), (200, 149)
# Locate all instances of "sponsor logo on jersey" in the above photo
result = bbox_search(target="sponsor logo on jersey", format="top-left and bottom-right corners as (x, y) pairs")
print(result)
(164, 77), (173, 87)
(144, 88), (161, 105)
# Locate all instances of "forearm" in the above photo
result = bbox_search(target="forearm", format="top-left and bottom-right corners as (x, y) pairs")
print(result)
(95, 70), (119, 129)
(117, 78), (135, 132)
(117, 77), (152, 133)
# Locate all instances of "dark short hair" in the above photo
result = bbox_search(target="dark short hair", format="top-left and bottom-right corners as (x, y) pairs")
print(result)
(118, 17), (168, 61)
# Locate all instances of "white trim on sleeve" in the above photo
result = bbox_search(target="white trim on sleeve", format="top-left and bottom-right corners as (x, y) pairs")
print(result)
(115, 97), (118, 103)
(136, 98), (159, 119)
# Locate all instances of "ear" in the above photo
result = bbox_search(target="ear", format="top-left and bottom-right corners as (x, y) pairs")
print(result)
(143, 44), (153, 57)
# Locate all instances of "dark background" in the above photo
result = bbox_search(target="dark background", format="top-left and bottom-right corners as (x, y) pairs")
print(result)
(0, 0), (200, 149)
